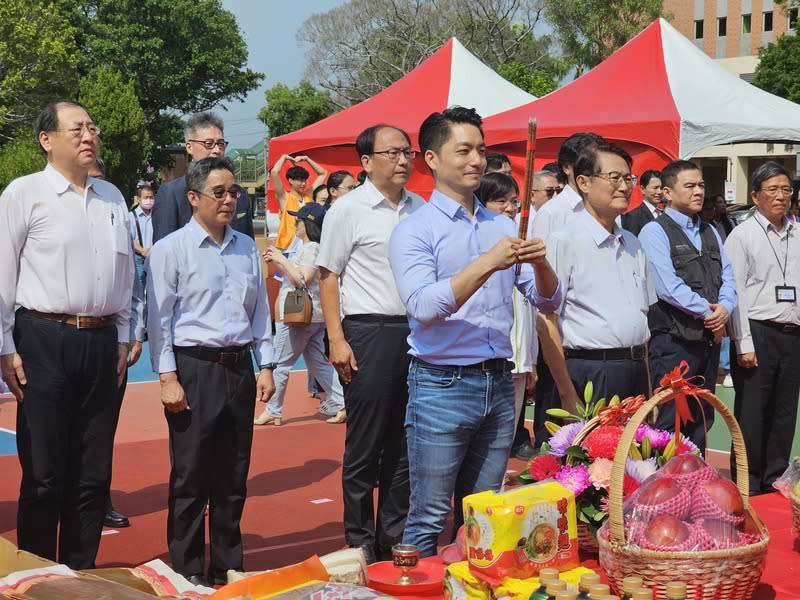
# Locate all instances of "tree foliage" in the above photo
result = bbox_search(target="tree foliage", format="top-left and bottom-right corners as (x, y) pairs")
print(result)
(496, 61), (557, 97)
(753, 26), (800, 104)
(80, 66), (152, 197)
(543, 0), (665, 71)
(0, 0), (79, 136)
(0, 135), (46, 191)
(299, 0), (566, 108)
(257, 81), (334, 139)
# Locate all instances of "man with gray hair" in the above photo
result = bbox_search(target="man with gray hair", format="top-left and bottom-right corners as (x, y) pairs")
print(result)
(724, 161), (800, 494)
(147, 156), (274, 585)
(152, 112), (254, 242)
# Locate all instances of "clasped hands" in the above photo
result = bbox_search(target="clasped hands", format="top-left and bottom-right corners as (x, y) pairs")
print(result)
(486, 236), (547, 270)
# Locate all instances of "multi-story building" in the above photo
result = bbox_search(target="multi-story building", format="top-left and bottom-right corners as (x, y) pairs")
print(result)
(663, 1), (798, 201)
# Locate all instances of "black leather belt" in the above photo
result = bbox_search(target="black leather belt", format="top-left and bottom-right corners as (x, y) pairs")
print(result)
(753, 319), (799, 334)
(463, 358), (515, 373)
(344, 314), (408, 324)
(564, 344), (647, 361)
(173, 345), (251, 365)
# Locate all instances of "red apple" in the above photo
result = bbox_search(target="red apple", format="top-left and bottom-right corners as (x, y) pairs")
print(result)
(660, 454), (707, 475)
(644, 515), (691, 546)
(637, 477), (682, 506)
(702, 478), (744, 517)
(699, 519), (740, 545)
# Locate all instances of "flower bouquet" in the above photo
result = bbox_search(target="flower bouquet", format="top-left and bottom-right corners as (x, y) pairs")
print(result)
(509, 383), (700, 553)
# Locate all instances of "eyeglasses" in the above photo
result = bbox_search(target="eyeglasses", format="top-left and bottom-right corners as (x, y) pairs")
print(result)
(532, 187), (558, 197)
(337, 184), (358, 191)
(487, 198), (520, 208)
(188, 139), (229, 150)
(191, 186), (242, 201)
(372, 148), (416, 161)
(591, 171), (638, 187)
(760, 186), (793, 197)
(57, 124), (101, 138)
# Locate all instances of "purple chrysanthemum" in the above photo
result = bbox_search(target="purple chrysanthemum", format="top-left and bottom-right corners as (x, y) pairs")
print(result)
(635, 424), (672, 449)
(547, 421), (587, 458)
(554, 464), (591, 495)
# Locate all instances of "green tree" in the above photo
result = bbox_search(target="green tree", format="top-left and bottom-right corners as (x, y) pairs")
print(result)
(299, 0), (566, 108)
(80, 66), (152, 196)
(496, 62), (557, 97)
(543, 0), (665, 71)
(257, 81), (334, 139)
(0, 135), (46, 191)
(0, 0), (79, 136)
(753, 29), (800, 104)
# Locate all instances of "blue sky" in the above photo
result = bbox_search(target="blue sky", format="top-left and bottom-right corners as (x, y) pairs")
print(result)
(219, 0), (346, 150)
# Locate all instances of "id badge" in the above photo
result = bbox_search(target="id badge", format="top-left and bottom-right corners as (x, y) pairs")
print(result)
(775, 285), (797, 303)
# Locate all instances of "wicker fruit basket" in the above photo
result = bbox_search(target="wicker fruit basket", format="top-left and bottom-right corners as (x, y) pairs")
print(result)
(598, 386), (770, 599)
(791, 491), (800, 539)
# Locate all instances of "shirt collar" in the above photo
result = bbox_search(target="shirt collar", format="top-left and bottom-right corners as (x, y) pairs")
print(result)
(665, 206), (699, 230)
(362, 176), (411, 209)
(188, 216), (236, 249)
(579, 210), (624, 248)
(429, 189), (475, 219)
(557, 184), (583, 209)
(45, 163), (91, 195)
(753, 209), (791, 236)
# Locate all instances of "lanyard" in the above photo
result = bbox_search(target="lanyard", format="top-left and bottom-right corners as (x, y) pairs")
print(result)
(755, 214), (789, 284)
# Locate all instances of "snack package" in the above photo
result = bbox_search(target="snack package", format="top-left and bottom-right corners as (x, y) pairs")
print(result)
(444, 561), (492, 600)
(493, 566), (596, 600)
(462, 481), (579, 585)
(251, 581), (394, 600)
(772, 456), (800, 499)
(621, 455), (764, 552)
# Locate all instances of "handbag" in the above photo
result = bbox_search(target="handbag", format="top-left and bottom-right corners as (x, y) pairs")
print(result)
(283, 275), (313, 325)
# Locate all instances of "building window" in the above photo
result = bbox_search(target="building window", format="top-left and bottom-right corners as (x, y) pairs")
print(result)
(742, 14), (751, 34)
(718, 16), (727, 37)
(764, 11), (773, 32)
(791, 7), (799, 29)
(695, 19), (704, 39)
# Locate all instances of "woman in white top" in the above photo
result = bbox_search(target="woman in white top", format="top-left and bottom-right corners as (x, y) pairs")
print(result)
(255, 203), (345, 425)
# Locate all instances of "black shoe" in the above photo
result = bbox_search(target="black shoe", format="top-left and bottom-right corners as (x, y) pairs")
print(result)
(186, 574), (209, 587)
(350, 543), (377, 565)
(207, 571), (229, 586)
(104, 508), (130, 528)
(375, 543), (394, 562)
(512, 441), (537, 461)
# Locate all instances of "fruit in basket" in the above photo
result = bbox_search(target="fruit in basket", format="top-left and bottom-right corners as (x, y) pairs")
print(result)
(659, 454), (706, 475)
(698, 519), (740, 545)
(643, 515), (691, 546)
(702, 478), (744, 517)
(637, 477), (682, 505)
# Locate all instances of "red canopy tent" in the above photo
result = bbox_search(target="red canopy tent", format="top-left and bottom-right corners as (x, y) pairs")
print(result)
(266, 38), (535, 210)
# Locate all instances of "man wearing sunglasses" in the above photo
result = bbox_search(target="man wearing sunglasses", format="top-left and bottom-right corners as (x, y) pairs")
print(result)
(153, 112), (254, 242)
(147, 156), (274, 586)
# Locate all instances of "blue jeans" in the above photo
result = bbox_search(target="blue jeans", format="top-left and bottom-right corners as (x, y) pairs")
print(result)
(402, 359), (515, 557)
(264, 322), (343, 417)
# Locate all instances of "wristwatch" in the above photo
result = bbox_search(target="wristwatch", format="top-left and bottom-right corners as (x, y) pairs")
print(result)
(260, 363), (277, 370)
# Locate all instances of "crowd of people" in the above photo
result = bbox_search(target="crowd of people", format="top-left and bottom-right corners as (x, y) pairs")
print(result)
(0, 100), (798, 588)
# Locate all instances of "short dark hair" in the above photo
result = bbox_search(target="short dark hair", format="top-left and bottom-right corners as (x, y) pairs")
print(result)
(639, 169), (662, 188)
(304, 218), (322, 243)
(356, 170), (367, 185)
(573, 141), (632, 180)
(419, 106), (483, 155)
(486, 152), (510, 172)
(311, 184), (328, 203)
(286, 166), (309, 181)
(35, 100), (89, 152)
(327, 170), (354, 193)
(751, 161), (791, 192)
(661, 160), (700, 189)
(93, 157), (106, 177)
(558, 132), (605, 173)
(185, 112), (224, 139)
(355, 124), (411, 157)
(542, 161), (567, 186)
(186, 156), (235, 194)
(476, 172), (519, 206)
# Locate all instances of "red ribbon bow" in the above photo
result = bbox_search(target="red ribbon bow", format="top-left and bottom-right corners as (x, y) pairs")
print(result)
(597, 394), (646, 427)
(657, 360), (704, 434)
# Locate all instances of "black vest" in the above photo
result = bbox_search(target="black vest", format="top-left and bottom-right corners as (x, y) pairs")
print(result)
(647, 214), (722, 342)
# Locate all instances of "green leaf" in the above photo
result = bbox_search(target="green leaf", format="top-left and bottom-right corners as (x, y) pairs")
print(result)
(583, 381), (594, 406)
(592, 397), (607, 417)
(518, 472), (534, 482)
(546, 408), (573, 420)
(629, 443), (642, 461)
(540, 442), (551, 453)
(641, 435), (652, 459)
(566, 446), (588, 461)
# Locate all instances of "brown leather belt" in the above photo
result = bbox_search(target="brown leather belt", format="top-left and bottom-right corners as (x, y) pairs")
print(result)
(24, 309), (113, 329)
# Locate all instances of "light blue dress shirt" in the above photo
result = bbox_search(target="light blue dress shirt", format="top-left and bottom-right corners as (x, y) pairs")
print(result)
(388, 190), (562, 365)
(146, 218), (273, 373)
(639, 207), (737, 319)
(547, 211), (655, 349)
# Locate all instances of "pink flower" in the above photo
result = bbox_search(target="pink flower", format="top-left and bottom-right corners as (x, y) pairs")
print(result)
(635, 424), (672, 449)
(554, 464), (591, 495)
(587, 458), (613, 490)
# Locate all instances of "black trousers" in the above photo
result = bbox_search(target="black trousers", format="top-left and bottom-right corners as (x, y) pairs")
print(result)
(731, 321), (800, 494)
(166, 352), (255, 577)
(562, 356), (650, 406)
(14, 310), (119, 569)
(341, 317), (410, 551)
(532, 349), (556, 448)
(649, 332), (719, 451)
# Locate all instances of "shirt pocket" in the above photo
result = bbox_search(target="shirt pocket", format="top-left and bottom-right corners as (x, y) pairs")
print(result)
(113, 214), (131, 255)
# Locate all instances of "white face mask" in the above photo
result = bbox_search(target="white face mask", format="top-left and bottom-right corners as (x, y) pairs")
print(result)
(140, 198), (154, 210)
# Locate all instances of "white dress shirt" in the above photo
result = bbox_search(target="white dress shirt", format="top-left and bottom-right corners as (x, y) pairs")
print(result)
(317, 177), (424, 316)
(0, 164), (134, 352)
(146, 218), (273, 373)
(128, 206), (154, 248)
(547, 211), (655, 349)
(530, 185), (584, 242)
(724, 211), (800, 354)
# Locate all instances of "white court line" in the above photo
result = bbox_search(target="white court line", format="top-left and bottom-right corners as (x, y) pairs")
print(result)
(101, 530), (119, 536)
(310, 498), (333, 504)
(0, 428), (16, 435)
(244, 534), (343, 556)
